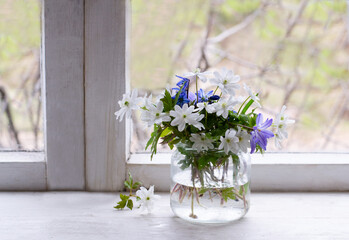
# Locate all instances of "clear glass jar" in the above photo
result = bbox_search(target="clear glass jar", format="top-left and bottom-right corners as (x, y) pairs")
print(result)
(170, 145), (251, 224)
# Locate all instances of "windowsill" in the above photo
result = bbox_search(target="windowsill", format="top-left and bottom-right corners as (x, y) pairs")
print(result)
(0, 152), (46, 190)
(1, 192), (348, 239)
(128, 152), (349, 192)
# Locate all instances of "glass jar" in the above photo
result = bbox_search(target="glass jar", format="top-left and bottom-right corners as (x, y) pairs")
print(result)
(170, 145), (251, 224)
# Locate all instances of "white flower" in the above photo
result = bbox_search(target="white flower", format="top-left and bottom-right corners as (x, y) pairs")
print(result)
(210, 68), (240, 95)
(236, 126), (250, 153)
(243, 83), (261, 108)
(274, 135), (282, 149)
(189, 133), (214, 152)
(140, 101), (171, 127)
(114, 89), (141, 121)
(183, 68), (211, 83)
(197, 102), (215, 113)
(140, 94), (153, 109)
(273, 105), (295, 148)
(219, 129), (239, 154)
(170, 104), (204, 132)
(211, 97), (239, 118)
(136, 186), (160, 213)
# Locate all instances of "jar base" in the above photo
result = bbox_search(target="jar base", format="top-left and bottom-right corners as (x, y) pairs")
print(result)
(171, 202), (249, 224)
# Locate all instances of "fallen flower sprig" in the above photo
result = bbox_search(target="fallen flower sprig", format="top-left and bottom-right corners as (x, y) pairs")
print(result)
(114, 172), (160, 213)
(114, 172), (141, 210)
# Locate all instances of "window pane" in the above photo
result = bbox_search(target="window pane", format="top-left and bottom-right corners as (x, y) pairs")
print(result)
(131, 0), (349, 153)
(0, 0), (42, 151)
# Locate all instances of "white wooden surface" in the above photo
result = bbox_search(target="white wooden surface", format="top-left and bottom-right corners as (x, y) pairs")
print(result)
(128, 153), (349, 192)
(0, 152), (45, 190)
(0, 192), (348, 240)
(85, 0), (128, 191)
(43, 0), (85, 190)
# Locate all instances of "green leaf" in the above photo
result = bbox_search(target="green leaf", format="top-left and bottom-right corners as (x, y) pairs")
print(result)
(168, 138), (180, 150)
(114, 200), (126, 209)
(198, 188), (209, 195)
(120, 194), (129, 201)
(114, 194), (130, 209)
(133, 181), (142, 189)
(160, 127), (172, 138)
(239, 182), (250, 195)
(128, 171), (133, 184)
(124, 172), (141, 190)
(255, 144), (265, 154)
(241, 93), (259, 114)
(126, 199), (133, 210)
(161, 89), (175, 112)
(150, 126), (165, 160)
(124, 180), (131, 190)
(221, 187), (236, 202)
(145, 124), (160, 150)
(173, 85), (184, 108)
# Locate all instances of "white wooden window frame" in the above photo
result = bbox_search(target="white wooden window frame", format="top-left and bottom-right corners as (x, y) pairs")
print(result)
(0, 0), (348, 192)
(0, 0), (129, 191)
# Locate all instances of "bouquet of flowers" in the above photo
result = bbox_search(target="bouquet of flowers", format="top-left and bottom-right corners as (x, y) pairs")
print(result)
(115, 68), (294, 222)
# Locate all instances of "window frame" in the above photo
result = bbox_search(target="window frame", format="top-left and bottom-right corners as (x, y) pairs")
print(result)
(0, 0), (86, 191)
(1, 0), (348, 192)
(0, 0), (128, 191)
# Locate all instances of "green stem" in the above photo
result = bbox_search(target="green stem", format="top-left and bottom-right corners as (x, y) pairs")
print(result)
(213, 86), (219, 95)
(237, 96), (251, 115)
(227, 122), (254, 131)
(237, 123), (254, 131)
(191, 188), (194, 216)
(196, 76), (199, 104)
(205, 110), (207, 126)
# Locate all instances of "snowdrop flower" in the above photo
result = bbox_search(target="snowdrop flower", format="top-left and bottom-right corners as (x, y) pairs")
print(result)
(273, 105), (295, 148)
(136, 186), (160, 213)
(114, 89), (141, 121)
(211, 97), (240, 118)
(170, 104), (204, 132)
(219, 129), (239, 154)
(140, 101), (171, 127)
(183, 68), (211, 83)
(243, 83), (261, 108)
(210, 68), (240, 95)
(189, 133), (214, 152)
(236, 126), (250, 153)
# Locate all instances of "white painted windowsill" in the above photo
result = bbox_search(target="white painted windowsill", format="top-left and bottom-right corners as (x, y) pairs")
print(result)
(1, 192), (348, 240)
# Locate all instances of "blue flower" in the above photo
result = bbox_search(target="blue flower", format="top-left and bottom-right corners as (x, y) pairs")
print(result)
(209, 95), (220, 101)
(172, 75), (193, 107)
(175, 75), (190, 89)
(196, 89), (213, 103)
(176, 95), (190, 107)
(188, 92), (196, 102)
(250, 113), (274, 154)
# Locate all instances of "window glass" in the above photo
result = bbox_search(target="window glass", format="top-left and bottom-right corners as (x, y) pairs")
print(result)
(0, 0), (42, 150)
(131, 0), (349, 153)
